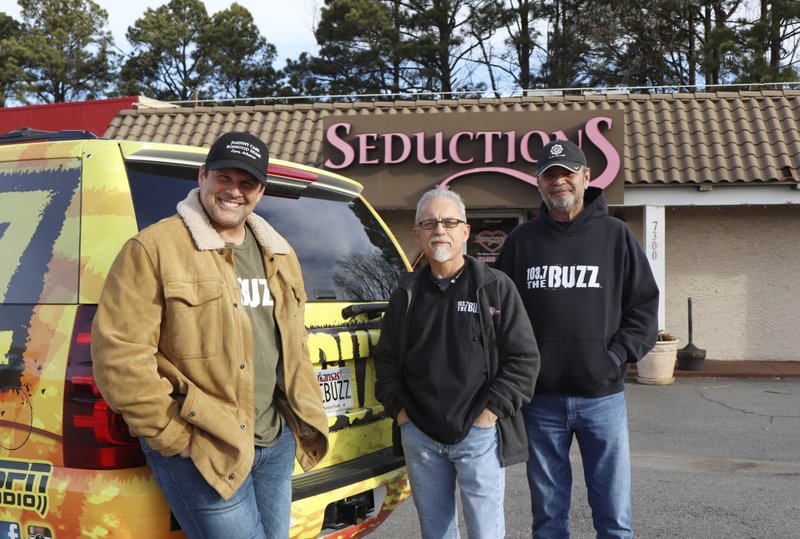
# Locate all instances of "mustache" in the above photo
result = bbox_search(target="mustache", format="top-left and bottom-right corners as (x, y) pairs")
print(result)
(428, 235), (450, 247)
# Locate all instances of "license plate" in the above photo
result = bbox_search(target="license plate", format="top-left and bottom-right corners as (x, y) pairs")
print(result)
(316, 367), (354, 415)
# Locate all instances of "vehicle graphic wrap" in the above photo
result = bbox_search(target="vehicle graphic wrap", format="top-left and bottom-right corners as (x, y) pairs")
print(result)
(0, 305), (74, 462)
(304, 322), (391, 468)
(1, 157), (81, 464)
(0, 458), (51, 517)
(46, 466), (174, 538)
(0, 158), (81, 305)
(308, 326), (379, 411)
(78, 140), (139, 304)
(289, 307), (410, 537)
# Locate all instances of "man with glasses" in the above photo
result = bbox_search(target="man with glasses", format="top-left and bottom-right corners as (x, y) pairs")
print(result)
(375, 187), (540, 538)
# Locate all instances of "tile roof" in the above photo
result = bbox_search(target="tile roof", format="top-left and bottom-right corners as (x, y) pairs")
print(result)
(105, 90), (800, 186)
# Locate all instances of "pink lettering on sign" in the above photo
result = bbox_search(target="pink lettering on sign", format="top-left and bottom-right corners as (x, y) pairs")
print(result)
(356, 133), (380, 164)
(326, 123), (355, 168)
(584, 117), (619, 189)
(385, 132), (412, 164)
(439, 167), (537, 189)
(520, 130), (550, 162)
(324, 117), (621, 189)
(449, 131), (474, 164)
(415, 132), (447, 164)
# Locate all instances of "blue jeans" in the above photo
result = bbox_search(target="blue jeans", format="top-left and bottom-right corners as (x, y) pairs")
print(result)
(400, 420), (505, 539)
(140, 426), (296, 539)
(523, 392), (632, 539)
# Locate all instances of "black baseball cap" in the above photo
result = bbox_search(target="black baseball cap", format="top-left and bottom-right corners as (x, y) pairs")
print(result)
(536, 139), (587, 175)
(205, 131), (269, 187)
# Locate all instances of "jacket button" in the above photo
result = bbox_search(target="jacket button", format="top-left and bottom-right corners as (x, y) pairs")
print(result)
(233, 303), (238, 308)
(228, 473), (235, 481)
(240, 424), (246, 430)
(240, 363), (246, 369)
(189, 410), (196, 417)
(218, 249), (225, 255)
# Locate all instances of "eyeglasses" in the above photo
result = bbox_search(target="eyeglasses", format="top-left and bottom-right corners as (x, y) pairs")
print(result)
(416, 218), (466, 230)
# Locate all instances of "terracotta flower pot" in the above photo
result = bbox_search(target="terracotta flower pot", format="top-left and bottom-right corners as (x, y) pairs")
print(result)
(637, 335), (679, 385)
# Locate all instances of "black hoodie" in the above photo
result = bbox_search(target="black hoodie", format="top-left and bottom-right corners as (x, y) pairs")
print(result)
(495, 187), (659, 397)
(375, 256), (540, 466)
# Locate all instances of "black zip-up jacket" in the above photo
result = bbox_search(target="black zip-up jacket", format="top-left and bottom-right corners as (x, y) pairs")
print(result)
(375, 255), (540, 466)
(495, 187), (659, 397)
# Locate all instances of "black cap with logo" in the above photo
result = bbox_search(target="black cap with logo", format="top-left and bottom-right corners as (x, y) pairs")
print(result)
(535, 139), (587, 175)
(205, 131), (269, 187)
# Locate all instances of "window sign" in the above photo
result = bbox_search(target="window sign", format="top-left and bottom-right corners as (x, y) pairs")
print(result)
(467, 216), (522, 265)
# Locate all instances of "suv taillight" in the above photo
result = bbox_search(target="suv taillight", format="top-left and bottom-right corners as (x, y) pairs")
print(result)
(63, 305), (145, 469)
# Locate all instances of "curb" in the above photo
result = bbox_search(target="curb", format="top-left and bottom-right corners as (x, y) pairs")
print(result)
(628, 360), (800, 380)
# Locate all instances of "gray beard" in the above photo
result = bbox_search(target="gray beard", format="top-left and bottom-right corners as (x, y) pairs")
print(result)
(429, 245), (452, 263)
(544, 192), (579, 214)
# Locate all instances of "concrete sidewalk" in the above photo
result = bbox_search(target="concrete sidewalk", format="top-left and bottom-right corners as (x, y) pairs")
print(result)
(629, 359), (800, 379)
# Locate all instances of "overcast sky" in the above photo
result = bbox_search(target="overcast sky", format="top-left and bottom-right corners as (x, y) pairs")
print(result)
(3, 0), (322, 66)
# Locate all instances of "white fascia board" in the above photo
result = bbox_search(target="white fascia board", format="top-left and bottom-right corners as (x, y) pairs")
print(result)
(620, 185), (800, 207)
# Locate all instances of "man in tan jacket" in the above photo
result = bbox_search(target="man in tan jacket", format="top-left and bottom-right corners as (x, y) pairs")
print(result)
(92, 131), (328, 538)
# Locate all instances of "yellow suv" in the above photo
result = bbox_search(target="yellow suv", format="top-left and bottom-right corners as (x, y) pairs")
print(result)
(0, 128), (410, 538)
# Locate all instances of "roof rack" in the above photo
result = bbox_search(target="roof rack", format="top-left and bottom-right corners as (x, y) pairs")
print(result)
(0, 128), (99, 145)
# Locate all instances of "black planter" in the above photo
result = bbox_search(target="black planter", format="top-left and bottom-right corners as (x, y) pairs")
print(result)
(676, 342), (705, 371)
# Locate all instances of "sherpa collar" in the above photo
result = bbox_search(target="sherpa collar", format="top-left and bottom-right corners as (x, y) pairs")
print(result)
(176, 188), (291, 254)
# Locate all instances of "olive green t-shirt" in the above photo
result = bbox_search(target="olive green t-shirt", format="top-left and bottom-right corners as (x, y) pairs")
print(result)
(228, 225), (284, 447)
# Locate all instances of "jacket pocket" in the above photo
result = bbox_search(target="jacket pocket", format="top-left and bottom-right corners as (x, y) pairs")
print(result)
(538, 338), (620, 393)
(162, 280), (224, 360)
(180, 384), (242, 443)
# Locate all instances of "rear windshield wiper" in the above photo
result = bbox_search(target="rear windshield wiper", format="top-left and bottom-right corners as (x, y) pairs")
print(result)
(341, 302), (389, 320)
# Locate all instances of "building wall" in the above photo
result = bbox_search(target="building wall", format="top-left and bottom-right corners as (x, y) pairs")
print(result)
(665, 205), (799, 362)
(1, 97), (138, 137)
(378, 204), (800, 362)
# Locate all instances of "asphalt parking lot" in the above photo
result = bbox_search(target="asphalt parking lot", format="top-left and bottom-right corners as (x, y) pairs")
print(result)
(376, 377), (800, 538)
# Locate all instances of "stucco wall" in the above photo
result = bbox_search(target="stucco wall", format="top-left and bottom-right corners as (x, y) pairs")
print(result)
(378, 204), (800, 362)
(663, 206), (799, 362)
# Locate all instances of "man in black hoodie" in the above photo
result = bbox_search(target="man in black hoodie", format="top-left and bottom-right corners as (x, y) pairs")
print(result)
(495, 140), (659, 539)
(376, 187), (540, 538)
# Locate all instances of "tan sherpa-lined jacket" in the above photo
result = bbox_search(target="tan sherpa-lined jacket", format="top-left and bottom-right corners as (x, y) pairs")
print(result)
(91, 188), (328, 500)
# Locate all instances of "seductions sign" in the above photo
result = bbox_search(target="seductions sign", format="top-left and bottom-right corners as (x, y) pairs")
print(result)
(322, 110), (625, 207)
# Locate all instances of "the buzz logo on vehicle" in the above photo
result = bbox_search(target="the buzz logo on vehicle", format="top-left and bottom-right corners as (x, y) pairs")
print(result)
(0, 458), (52, 518)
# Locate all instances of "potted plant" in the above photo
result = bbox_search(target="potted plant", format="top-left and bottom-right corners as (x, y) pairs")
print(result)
(636, 331), (680, 385)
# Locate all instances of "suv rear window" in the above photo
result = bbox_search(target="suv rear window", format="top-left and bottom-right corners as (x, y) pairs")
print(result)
(126, 162), (405, 302)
